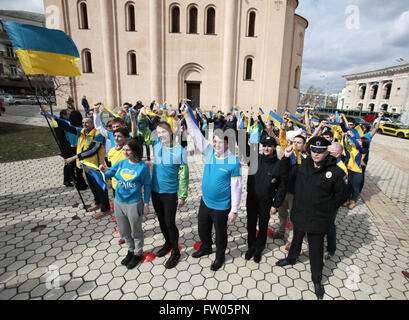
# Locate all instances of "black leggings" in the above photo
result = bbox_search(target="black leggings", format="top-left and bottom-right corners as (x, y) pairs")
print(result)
(151, 191), (179, 250)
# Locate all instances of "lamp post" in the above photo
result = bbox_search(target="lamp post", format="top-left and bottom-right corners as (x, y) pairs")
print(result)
(320, 74), (328, 109)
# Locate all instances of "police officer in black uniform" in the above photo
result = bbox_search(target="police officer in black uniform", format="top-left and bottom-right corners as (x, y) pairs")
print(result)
(276, 136), (349, 299)
(246, 136), (287, 263)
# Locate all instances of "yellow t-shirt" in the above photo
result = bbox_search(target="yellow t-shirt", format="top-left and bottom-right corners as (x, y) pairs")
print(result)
(107, 147), (126, 189)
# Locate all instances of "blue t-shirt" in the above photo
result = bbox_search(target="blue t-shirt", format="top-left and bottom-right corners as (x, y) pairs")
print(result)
(249, 124), (263, 144)
(364, 133), (372, 149)
(152, 139), (188, 194)
(108, 131), (115, 148)
(201, 146), (242, 210)
(103, 159), (151, 204)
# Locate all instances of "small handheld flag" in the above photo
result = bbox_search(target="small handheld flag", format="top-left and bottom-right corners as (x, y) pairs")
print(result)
(268, 111), (283, 128)
(184, 102), (199, 127)
(2, 21), (81, 76)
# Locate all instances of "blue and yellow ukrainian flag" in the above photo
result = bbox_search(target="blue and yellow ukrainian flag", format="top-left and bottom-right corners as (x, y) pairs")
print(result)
(2, 21), (81, 76)
(268, 111), (283, 128)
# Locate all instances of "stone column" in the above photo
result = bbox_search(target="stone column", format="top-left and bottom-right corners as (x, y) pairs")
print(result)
(220, 0), (239, 112)
(149, 0), (163, 103)
(100, 0), (118, 107)
(375, 81), (383, 111)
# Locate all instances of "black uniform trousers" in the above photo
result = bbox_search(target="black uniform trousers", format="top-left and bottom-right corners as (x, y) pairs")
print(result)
(198, 198), (230, 258)
(151, 191), (179, 251)
(246, 200), (271, 253)
(287, 226), (325, 284)
(85, 172), (110, 212)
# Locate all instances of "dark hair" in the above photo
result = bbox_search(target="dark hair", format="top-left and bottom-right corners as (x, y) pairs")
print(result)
(111, 117), (126, 126)
(294, 134), (306, 144)
(322, 131), (334, 139)
(125, 138), (143, 162)
(361, 124), (370, 134)
(60, 109), (69, 118)
(69, 110), (83, 127)
(360, 137), (370, 150)
(114, 127), (130, 138)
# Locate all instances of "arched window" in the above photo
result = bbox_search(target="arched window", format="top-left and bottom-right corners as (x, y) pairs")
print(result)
(78, 1), (89, 29)
(82, 49), (92, 73)
(360, 86), (366, 99)
(294, 67), (300, 89)
(206, 7), (216, 34)
(247, 11), (256, 37)
(298, 33), (304, 55)
(245, 57), (253, 80)
(126, 2), (136, 31)
(170, 5), (180, 33)
(383, 83), (392, 99)
(188, 6), (198, 34)
(127, 51), (137, 75)
(370, 85), (378, 99)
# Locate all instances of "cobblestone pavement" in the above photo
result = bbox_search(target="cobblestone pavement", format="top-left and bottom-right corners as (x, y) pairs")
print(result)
(0, 117), (408, 300)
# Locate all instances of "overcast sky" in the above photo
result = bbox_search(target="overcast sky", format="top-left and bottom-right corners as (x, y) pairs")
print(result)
(1, 0), (409, 95)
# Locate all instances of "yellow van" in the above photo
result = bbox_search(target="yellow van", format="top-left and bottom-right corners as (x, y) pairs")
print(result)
(379, 123), (409, 138)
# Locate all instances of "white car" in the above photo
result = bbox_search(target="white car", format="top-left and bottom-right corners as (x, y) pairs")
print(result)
(0, 94), (14, 105)
(12, 95), (37, 105)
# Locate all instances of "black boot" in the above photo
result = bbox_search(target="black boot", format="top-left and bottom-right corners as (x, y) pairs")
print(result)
(245, 247), (256, 260)
(165, 249), (181, 269)
(156, 244), (171, 257)
(275, 258), (296, 267)
(126, 254), (142, 269)
(192, 247), (212, 258)
(121, 251), (134, 266)
(210, 255), (225, 271)
(314, 282), (325, 300)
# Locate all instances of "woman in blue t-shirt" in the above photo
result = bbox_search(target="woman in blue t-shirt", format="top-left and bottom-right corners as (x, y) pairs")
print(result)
(99, 139), (151, 270)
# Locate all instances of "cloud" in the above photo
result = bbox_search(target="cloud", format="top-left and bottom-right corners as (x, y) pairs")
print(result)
(386, 10), (409, 48)
(0, 0), (44, 13)
(296, 0), (409, 94)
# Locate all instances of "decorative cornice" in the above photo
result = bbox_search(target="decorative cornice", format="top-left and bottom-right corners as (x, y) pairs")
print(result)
(343, 63), (409, 80)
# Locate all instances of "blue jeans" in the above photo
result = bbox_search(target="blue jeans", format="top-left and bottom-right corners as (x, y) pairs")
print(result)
(326, 210), (338, 254)
(348, 170), (364, 202)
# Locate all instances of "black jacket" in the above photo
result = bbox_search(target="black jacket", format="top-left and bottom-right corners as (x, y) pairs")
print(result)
(247, 153), (287, 207)
(280, 155), (349, 233)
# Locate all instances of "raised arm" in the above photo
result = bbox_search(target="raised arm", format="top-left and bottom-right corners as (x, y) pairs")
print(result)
(370, 112), (383, 138)
(93, 105), (108, 138)
(180, 104), (209, 153)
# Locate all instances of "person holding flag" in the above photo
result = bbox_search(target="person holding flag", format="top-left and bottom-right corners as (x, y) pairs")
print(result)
(99, 139), (151, 270)
(181, 103), (242, 271)
(45, 113), (111, 219)
(135, 106), (189, 269)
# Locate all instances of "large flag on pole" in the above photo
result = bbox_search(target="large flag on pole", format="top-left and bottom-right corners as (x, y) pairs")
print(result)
(2, 21), (81, 76)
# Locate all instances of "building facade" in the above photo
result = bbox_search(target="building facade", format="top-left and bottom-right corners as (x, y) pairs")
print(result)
(43, 0), (307, 113)
(0, 10), (46, 94)
(342, 63), (409, 115)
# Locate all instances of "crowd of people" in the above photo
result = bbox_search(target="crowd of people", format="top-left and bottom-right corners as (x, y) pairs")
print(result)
(43, 99), (384, 300)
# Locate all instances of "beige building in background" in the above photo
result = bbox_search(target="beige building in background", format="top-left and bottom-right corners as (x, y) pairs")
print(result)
(43, 0), (307, 114)
(342, 63), (409, 115)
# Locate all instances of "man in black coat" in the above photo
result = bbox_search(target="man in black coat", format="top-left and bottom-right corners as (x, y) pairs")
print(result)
(246, 136), (286, 263)
(276, 136), (349, 300)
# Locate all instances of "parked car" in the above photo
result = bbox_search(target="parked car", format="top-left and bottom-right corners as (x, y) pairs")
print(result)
(346, 116), (368, 126)
(0, 94), (14, 105)
(12, 95), (36, 105)
(379, 122), (409, 139)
